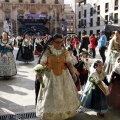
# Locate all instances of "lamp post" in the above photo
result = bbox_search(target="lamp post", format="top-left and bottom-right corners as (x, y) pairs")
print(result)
(16, 8), (18, 35)
(55, 9), (57, 34)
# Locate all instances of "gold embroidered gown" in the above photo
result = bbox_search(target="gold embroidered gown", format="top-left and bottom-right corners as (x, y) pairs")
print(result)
(36, 47), (80, 120)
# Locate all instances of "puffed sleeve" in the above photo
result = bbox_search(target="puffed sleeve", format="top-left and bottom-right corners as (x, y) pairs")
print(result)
(66, 52), (72, 63)
(40, 54), (47, 63)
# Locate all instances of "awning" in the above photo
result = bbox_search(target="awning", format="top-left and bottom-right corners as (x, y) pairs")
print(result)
(105, 24), (120, 32)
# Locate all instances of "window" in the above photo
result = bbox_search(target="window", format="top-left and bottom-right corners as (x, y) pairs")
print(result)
(78, 11), (81, 19)
(84, 19), (86, 26)
(84, 10), (86, 18)
(31, 0), (35, 3)
(105, 3), (109, 12)
(105, 15), (108, 21)
(114, 13), (118, 23)
(97, 5), (100, 14)
(79, 20), (81, 28)
(114, 0), (118, 10)
(96, 30), (100, 34)
(5, 0), (9, 2)
(79, 31), (81, 36)
(96, 17), (100, 26)
(55, 0), (59, 4)
(81, 19), (84, 27)
(90, 30), (93, 35)
(79, 2), (81, 7)
(19, 0), (23, 3)
(109, 13), (113, 21)
(42, 0), (46, 3)
(90, 18), (93, 27)
(90, 8), (93, 16)
(84, 0), (86, 5)
(71, 23), (73, 25)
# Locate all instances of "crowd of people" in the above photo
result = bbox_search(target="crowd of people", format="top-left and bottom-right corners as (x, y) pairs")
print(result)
(0, 30), (120, 120)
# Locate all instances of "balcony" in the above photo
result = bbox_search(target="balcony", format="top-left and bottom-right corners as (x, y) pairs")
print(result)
(78, 15), (81, 19)
(90, 12), (93, 16)
(114, 18), (118, 24)
(55, 0), (59, 4)
(89, 23), (93, 27)
(105, 8), (108, 13)
(114, 5), (118, 10)
(42, 0), (46, 4)
(96, 21), (100, 26)
(97, 10), (100, 14)
(76, 0), (84, 2)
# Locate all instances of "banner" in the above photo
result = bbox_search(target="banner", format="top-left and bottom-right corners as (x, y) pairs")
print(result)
(25, 14), (47, 19)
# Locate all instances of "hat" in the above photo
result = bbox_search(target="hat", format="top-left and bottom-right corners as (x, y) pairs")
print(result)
(99, 30), (105, 33)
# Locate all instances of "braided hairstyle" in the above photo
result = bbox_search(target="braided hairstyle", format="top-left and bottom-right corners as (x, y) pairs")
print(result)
(93, 60), (102, 69)
(37, 34), (63, 63)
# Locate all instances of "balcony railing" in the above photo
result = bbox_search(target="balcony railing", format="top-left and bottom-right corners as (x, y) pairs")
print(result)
(114, 5), (118, 10)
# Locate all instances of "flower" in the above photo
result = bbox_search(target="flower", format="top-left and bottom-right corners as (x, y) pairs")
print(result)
(34, 64), (46, 88)
(89, 77), (101, 84)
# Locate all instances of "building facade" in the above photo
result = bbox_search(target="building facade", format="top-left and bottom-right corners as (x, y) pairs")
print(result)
(0, 0), (64, 35)
(64, 4), (75, 34)
(76, 0), (120, 36)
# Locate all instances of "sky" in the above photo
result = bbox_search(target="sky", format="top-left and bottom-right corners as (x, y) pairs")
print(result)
(64, 0), (72, 4)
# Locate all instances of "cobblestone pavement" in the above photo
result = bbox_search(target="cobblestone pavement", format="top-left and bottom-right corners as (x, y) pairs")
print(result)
(0, 47), (120, 120)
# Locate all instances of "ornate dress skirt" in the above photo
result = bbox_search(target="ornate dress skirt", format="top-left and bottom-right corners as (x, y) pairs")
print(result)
(81, 81), (108, 113)
(108, 78), (120, 110)
(107, 70), (120, 110)
(81, 71), (108, 113)
(16, 45), (34, 62)
(0, 52), (17, 77)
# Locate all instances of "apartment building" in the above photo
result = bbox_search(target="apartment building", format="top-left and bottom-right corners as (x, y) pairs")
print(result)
(64, 4), (75, 34)
(76, 0), (120, 36)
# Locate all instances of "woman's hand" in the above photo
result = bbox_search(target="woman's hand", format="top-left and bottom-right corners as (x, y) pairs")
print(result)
(36, 74), (41, 82)
(6, 44), (12, 49)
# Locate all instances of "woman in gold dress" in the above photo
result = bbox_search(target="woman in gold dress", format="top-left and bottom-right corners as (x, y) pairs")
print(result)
(35, 34), (80, 120)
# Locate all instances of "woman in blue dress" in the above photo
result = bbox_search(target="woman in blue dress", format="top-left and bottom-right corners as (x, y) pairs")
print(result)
(0, 32), (17, 77)
(81, 60), (110, 117)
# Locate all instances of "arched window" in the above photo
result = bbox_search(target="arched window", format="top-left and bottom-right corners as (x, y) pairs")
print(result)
(55, 0), (59, 4)
(31, 0), (35, 3)
(42, 0), (46, 3)
(19, 0), (23, 3)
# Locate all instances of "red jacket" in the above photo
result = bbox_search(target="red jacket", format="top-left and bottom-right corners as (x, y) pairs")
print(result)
(89, 37), (96, 49)
(72, 38), (79, 48)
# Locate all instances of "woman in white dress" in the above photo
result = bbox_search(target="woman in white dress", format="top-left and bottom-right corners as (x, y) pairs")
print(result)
(35, 34), (80, 120)
(105, 30), (120, 74)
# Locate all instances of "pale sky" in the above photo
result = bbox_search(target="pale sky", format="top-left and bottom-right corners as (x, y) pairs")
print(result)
(64, 0), (72, 4)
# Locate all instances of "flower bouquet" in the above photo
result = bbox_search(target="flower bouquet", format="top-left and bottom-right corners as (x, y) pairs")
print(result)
(33, 64), (46, 88)
(89, 76), (109, 96)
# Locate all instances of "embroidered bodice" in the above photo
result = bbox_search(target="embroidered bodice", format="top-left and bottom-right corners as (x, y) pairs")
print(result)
(41, 47), (72, 76)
